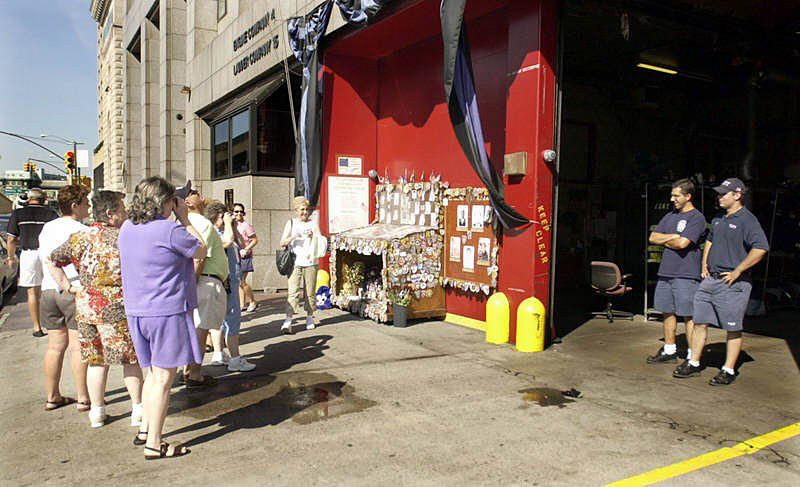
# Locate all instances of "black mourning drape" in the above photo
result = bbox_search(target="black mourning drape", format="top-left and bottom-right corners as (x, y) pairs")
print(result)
(288, 1), (385, 206)
(441, 0), (529, 231)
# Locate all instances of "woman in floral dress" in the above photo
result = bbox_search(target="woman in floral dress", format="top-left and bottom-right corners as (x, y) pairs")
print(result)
(50, 190), (143, 429)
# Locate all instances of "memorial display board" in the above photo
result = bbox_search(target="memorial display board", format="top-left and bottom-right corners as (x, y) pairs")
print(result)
(441, 187), (499, 295)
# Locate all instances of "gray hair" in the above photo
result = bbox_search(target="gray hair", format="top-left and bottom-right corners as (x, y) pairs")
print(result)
(128, 176), (175, 224)
(92, 190), (125, 223)
(204, 201), (227, 225)
(27, 188), (45, 202)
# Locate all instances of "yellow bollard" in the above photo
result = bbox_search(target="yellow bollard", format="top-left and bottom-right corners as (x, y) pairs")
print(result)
(516, 297), (546, 352)
(316, 269), (330, 291)
(485, 292), (510, 344)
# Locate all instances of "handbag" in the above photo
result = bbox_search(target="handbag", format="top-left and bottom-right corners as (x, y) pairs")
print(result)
(276, 219), (295, 276)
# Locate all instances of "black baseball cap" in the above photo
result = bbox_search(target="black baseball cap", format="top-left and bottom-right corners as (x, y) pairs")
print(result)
(713, 177), (746, 194)
(175, 180), (192, 199)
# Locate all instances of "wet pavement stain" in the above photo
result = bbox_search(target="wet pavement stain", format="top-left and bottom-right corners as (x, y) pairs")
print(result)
(169, 372), (376, 427)
(518, 388), (575, 408)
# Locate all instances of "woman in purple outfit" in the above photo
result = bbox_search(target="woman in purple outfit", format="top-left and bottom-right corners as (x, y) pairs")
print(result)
(118, 177), (207, 460)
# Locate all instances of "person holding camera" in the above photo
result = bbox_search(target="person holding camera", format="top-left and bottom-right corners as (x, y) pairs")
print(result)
(183, 192), (228, 386)
(118, 176), (206, 459)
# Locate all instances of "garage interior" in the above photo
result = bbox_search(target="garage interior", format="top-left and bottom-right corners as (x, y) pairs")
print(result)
(552, 0), (800, 338)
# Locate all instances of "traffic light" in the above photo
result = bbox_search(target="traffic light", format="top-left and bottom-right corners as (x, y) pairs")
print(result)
(23, 161), (30, 171)
(64, 151), (75, 173)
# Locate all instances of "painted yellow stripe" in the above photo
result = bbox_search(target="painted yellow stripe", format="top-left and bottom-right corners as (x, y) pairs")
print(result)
(444, 313), (486, 332)
(608, 422), (800, 486)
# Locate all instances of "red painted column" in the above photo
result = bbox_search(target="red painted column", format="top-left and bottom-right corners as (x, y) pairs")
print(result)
(501, 0), (557, 341)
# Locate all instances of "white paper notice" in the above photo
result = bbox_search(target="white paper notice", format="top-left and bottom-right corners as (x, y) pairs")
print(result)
(462, 245), (475, 272)
(328, 176), (370, 234)
(336, 156), (363, 175)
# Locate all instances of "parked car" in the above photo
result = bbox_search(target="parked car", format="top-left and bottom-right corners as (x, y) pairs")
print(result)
(0, 231), (19, 307)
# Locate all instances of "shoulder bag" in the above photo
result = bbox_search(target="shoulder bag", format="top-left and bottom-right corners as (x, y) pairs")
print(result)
(276, 219), (295, 276)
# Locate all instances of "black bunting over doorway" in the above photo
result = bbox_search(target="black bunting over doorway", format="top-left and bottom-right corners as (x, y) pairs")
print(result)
(440, 0), (530, 231)
(288, 0), (386, 207)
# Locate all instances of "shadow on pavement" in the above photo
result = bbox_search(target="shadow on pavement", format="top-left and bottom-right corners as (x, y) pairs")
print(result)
(166, 375), (375, 448)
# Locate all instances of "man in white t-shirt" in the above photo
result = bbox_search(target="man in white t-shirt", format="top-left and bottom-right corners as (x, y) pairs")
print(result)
(39, 185), (90, 411)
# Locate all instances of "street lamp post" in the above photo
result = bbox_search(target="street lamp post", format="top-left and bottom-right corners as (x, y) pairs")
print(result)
(40, 134), (84, 180)
(0, 130), (65, 160)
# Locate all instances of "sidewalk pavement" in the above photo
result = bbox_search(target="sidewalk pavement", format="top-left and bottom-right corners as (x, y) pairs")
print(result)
(1, 289), (798, 486)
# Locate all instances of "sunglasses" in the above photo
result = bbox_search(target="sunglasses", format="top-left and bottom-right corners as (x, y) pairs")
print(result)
(233, 210), (245, 214)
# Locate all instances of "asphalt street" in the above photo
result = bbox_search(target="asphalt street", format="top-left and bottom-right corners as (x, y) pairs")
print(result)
(1, 288), (798, 486)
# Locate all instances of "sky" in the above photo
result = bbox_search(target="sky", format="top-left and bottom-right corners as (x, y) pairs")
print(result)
(0, 0), (98, 175)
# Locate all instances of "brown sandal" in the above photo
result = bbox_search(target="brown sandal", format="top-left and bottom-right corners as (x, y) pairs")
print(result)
(44, 397), (76, 411)
(133, 430), (148, 446)
(144, 442), (190, 460)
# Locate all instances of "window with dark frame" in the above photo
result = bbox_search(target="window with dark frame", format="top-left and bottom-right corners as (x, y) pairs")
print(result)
(255, 79), (300, 175)
(209, 75), (301, 180)
(218, 0), (227, 20)
(231, 110), (249, 175)
(213, 118), (229, 178)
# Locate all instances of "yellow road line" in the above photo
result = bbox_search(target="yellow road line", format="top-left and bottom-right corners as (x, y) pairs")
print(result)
(607, 422), (800, 486)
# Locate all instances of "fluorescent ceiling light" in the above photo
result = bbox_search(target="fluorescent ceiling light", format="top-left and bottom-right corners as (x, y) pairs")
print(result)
(636, 63), (677, 75)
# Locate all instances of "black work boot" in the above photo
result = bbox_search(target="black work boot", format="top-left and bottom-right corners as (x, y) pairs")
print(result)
(646, 347), (678, 364)
(672, 361), (702, 378)
(709, 369), (737, 386)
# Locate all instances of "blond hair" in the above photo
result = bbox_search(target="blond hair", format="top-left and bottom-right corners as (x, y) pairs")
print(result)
(293, 196), (310, 210)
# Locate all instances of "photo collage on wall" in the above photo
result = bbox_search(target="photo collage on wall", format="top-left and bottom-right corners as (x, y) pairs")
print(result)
(442, 187), (499, 295)
(376, 173), (446, 229)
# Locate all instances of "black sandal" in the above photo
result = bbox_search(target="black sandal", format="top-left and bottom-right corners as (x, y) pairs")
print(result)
(133, 430), (148, 446)
(144, 442), (190, 460)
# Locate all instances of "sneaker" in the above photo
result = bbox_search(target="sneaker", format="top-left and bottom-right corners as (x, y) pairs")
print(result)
(227, 356), (256, 372)
(672, 361), (702, 378)
(131, 403), (143, 427)
(246, 302), (257, 313)
(646, 347), (678, 364)
(306, 315), (316, 330)
(89, 407), (107, 428)
(209, 351), (230, 366)
(281, 317), (294, 335)
(709, 370), (737, 386)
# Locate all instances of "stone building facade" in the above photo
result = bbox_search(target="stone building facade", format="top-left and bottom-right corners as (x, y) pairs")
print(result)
(89, 0), (348, 291)
(90, 0), (126, 191)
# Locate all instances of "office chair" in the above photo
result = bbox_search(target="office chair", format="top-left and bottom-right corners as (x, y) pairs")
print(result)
(590, 261), (634, 323)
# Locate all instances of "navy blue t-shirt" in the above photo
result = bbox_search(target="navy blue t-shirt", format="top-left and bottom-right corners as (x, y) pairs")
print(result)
(707, 207), (769, 280)
(654, 208), (706, 279)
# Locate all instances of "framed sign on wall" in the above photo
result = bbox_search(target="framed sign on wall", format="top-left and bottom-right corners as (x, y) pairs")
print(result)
(327, 176), (370, 234)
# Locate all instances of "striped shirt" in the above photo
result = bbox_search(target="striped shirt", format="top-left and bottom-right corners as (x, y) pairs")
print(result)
(6, 204), (59, 250)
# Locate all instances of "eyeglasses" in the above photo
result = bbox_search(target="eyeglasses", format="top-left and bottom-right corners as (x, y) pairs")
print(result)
(233, 210), (244, 214)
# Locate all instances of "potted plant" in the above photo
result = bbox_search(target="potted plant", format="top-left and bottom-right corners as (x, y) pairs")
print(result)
(387, 287), (411, 328)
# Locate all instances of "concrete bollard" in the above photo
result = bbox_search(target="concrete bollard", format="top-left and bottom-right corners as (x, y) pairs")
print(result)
(316, 269), (330, 292)
(485, 292), (510, 344)
(516, 296), (546, 352)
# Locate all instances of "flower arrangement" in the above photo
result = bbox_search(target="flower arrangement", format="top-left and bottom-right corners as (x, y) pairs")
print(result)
(386, 286), (411, 307)
(342, 261), (365, 296)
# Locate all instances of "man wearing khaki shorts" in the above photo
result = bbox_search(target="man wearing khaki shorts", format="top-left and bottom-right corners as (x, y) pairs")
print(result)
(184, 192), (228, 388)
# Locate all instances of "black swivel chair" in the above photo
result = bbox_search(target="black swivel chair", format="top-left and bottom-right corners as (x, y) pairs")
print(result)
(590, 261), (634, 323)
